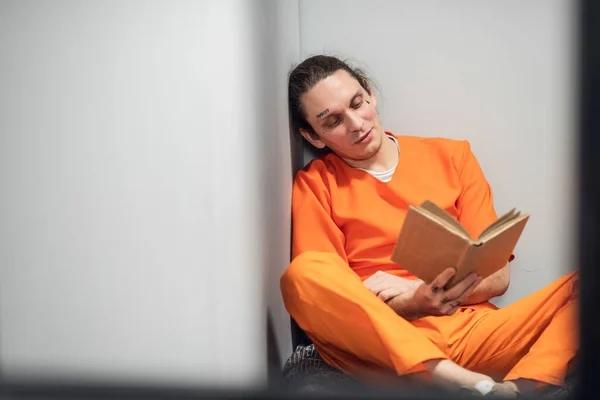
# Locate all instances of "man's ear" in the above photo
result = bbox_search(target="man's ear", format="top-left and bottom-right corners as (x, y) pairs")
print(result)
(299, 129), (326, 149)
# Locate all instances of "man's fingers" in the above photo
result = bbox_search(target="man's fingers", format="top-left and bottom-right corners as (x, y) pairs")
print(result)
(430, 267), (457, 293)
(438, 296), (465, 315)
(377, 288), (392, 302)
(445, 273), (480, 299)
(454, 276), (483, 304)
(363, 277), (385, 294)
(441, 302), (461, 316)
(364, 271), (398, 294)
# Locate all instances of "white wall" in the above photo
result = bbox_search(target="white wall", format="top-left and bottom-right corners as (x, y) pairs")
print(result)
(299, 0), (577, 306)
(0, 0), (297, 387)
(252, 0), (299, 368)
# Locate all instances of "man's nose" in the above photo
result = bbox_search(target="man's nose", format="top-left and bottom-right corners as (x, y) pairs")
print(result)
(346, 110), (363, 132)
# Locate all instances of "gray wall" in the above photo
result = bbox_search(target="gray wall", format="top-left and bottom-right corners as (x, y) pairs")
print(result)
(0, 0), (297, 387)
(255, 0), (299, 370)
(299, 0), (577, 307)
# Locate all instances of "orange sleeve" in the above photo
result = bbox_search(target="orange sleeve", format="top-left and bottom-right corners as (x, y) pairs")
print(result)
(291, 168), (348, 263)
(454, 141), (515, 262)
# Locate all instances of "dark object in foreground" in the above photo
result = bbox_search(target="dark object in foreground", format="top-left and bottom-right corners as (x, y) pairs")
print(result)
(281, 344), (578, 399)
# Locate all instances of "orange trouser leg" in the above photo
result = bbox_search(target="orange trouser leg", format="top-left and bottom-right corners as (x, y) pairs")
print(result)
(280, 251), (447, 378)
(447, 270), (579, 386)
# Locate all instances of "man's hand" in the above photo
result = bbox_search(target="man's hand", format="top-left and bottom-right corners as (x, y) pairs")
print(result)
(463, 263), (510, 305)
(387, 268), (482, 320)
(411, 268), (482, 316)
(363, 271), (423, 302)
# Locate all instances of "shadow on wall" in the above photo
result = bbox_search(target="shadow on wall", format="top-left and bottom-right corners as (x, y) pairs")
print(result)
(302, 143), (331, 168)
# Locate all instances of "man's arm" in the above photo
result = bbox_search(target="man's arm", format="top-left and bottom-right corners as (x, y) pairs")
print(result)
(462, 263), (510, 305)
(291, 168), (348, 261)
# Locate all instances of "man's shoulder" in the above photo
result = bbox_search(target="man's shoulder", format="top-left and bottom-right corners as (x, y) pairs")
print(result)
(396, 134), (468, 152)
(396, 134), (471, 164)
(292, 134), (471, 186)
(294, 152), (343, 186)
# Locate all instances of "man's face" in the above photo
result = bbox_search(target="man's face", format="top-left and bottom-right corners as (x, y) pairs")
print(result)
(300, 69), (384, 163)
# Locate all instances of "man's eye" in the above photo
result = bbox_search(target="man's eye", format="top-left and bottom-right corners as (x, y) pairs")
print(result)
(351, 100), (363, 109)
(326, 117), (341, 128)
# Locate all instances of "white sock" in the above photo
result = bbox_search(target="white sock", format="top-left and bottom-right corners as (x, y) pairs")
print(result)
(474, 380), (496, 395)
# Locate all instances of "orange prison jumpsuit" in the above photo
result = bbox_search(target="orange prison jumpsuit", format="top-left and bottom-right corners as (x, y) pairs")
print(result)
(281, 134), (578, 386)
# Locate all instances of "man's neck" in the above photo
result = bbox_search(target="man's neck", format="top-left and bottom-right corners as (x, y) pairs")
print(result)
(344, 134), (399, 172)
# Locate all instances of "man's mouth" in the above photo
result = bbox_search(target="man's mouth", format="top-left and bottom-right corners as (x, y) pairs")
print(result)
(355, 128), (373, 144)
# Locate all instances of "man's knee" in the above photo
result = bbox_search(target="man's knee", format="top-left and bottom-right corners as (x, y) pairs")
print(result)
(565, 270), (579, 279)
(280, 251), (349, 295)
(566, 269), (579, 296)
(282, 251), (337, 285)
(559, 270), (579, 293)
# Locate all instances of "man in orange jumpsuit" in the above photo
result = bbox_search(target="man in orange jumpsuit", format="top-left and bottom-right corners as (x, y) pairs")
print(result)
(281, 55), (578, 397)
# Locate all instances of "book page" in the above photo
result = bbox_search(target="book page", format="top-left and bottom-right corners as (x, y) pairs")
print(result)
(391, 206), (471, 284)
(413, 207), (470, 240)
(419, 201), (473, 241)
(476, 208), (518, 242)
(478, 212), (530, 243)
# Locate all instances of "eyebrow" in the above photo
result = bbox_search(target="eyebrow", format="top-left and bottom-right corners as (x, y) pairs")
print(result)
(316, 108), (329, 119)
(315, 89), (363, 120)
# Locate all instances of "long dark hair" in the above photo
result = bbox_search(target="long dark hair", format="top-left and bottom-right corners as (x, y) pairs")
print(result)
(288, 55), (375, 139)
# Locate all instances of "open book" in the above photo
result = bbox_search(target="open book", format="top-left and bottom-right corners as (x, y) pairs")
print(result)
(391, 200), (530, 289)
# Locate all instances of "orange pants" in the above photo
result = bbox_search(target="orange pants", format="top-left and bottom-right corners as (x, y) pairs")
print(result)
(281, 251), (579, 386)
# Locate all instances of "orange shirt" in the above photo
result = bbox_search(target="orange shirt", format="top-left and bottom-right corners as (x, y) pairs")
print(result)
(292, 133), (509, 281)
